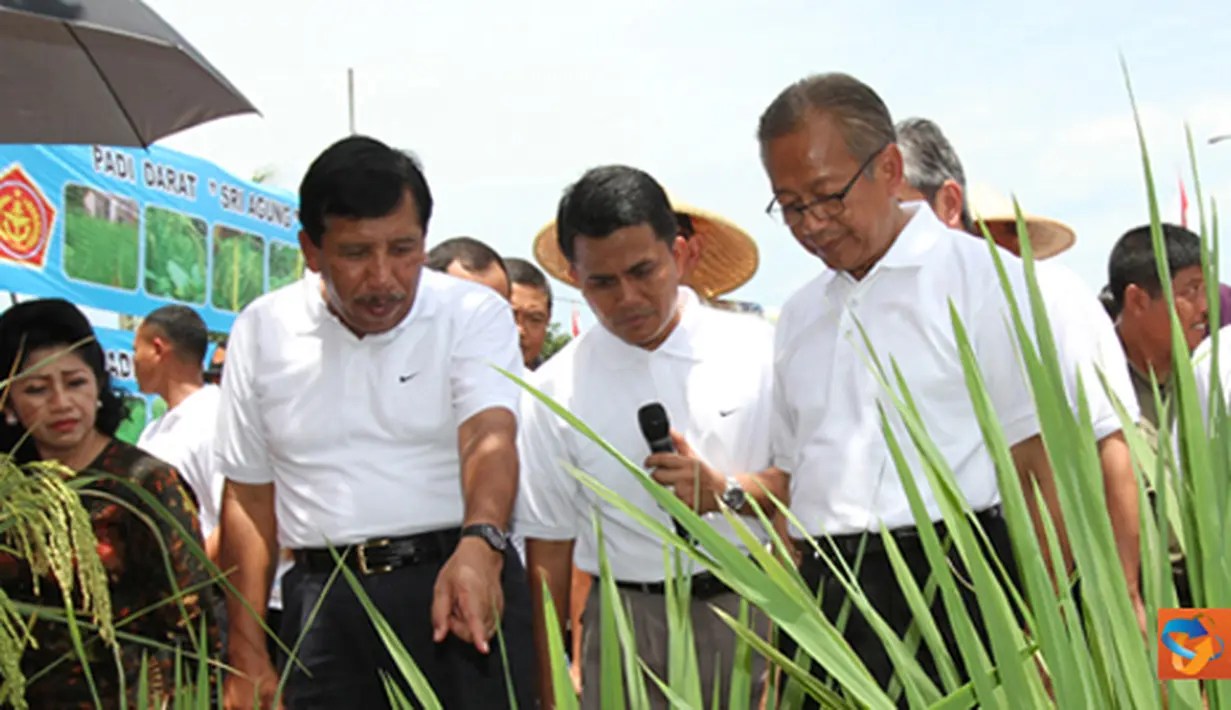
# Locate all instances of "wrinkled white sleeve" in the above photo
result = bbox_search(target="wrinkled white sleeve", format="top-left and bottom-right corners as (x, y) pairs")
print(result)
(187, 420), (224, 536)
(770, 313), (798, 474)
(1036, 267), (1138, 439)
(451, 290), (525, 425)
(970, 279), (1042, 447)
(512, 379), (581, 541)
(214, 310), (273, 485)
(1191, 326), (1231, 434)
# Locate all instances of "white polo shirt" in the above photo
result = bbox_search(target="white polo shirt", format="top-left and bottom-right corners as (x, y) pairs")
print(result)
(1191, 325), (1231, 432)
(138, 385), (223, 539)
(215, 269), (524, 549)
(515, 288), (774, 582)
(774, 203), (1127, 537)
(1032, 260), (1139, 438)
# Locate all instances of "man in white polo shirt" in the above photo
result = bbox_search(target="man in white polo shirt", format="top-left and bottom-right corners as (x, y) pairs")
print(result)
(134, 305), (223, 561)
(216, 136), (534, 710)
(757, 73), (1091, 706)
(517, 165), (783, 709)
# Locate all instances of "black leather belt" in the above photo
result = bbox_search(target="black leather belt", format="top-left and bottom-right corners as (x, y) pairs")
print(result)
(793, 505), (1003, 561)
(616, 572), (731, 600)
(292, 528), (461, 576)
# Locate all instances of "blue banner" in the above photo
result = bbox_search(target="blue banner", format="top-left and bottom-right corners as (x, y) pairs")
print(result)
(0, 144), (303, 333)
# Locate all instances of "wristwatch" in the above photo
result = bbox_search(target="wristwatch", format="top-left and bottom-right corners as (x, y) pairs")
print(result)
(720, 478), (747, 511)
(461, 523), (509, 553)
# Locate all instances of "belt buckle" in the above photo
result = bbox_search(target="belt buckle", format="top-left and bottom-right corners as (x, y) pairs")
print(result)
(356, 538), (394, 576)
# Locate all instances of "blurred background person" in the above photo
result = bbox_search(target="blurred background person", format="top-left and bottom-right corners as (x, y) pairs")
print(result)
(134, 305), (223, 564)
(505, 257), (553, 370)
(428, 235), (512, 300)
(1108, 223), (1208, 452)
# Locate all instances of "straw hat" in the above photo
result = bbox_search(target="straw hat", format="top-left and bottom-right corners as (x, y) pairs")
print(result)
(966, 183), (1075, 260)
(531, 194), (760, 300)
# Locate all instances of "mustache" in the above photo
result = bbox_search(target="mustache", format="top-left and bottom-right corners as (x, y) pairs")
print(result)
(616, 309), (656, 322)
(355, 293), (407, 306)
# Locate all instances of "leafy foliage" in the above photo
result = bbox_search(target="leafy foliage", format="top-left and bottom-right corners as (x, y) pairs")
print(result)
(210, 227), (265, 313)
(113, 396), (146, 445)
(143, 207), (207, 304)
(541, 321), (572, 362)
(61, 186), (139, 291)
(267, 242), (305, 291)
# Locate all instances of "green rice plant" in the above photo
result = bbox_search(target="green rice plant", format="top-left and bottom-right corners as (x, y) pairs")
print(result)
(144, 207), (208, 305)
(210, 227), (265, 313)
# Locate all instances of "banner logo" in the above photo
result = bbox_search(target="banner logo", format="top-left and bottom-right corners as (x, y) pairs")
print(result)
(0, 163), (56, 268)
(1159, 608), (1231, 679)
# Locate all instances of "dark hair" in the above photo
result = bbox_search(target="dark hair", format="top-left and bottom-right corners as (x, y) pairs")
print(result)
(757, 72), (896, 166)
(1099, 284), (1121, 320)
(299, 136), (433, 247)
(1108, 223), (1203, 310)
(142, 305), (208, 366)
(426, 236), (508, 277)
(505, 257), (553, 310)
(555, 165), (678, 263)
(895, 117), (975, 232)
(0, 298), (128, 463)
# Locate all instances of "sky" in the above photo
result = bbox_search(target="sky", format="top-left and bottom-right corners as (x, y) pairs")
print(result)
(148, 0), (1231, 330)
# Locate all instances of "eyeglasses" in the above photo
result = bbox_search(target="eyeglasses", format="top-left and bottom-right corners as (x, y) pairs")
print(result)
(765, 144), (888, 228)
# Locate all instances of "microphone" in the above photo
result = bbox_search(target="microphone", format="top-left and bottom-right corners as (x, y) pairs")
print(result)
(638, 403), (695, 544)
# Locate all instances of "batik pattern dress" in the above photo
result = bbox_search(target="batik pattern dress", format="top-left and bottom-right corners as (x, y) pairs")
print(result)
(2, 439), (221, 709)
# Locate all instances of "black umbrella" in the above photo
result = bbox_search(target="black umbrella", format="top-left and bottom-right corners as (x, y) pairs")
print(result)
(0, 0), (258, 147)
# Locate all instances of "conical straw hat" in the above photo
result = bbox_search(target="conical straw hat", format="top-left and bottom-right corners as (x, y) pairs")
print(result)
(532, 192), (759, 300)
(967, 183), (1075, 260)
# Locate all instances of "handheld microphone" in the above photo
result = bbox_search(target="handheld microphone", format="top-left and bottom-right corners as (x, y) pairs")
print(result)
(638, 403), (695, 544)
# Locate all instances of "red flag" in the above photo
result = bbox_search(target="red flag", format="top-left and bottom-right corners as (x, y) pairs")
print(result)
(570, 305), (580, 337)
(1180, 175), (1190, 228)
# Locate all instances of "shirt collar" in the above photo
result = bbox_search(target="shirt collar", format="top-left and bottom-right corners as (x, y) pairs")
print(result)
(293, 270), (438, 340)
(593, 286), (707, 367)
(814, 201), (944, 296)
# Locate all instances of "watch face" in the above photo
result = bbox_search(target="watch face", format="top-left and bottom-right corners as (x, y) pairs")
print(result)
(485, 527), (508, 551)
(723, 485), (747, 510)
(468, 524), (507, 551)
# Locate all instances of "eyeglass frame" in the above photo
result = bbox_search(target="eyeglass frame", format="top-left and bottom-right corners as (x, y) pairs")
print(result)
(764, 142), (890, 227)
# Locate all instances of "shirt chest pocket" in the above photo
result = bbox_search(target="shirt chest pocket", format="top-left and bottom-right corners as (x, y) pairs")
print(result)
(872, 321), (971, 428)
(368, 367), (454, 444)
(257, 357), (337, 453)
(571, 424), (653, 513)
(685, 361), (762, 453)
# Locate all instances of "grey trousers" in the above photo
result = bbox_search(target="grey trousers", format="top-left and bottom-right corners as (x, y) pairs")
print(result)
(579, 582), (767, 710)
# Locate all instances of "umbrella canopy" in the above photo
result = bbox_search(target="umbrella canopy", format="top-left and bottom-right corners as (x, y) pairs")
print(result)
(0, 0), (258, 147)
